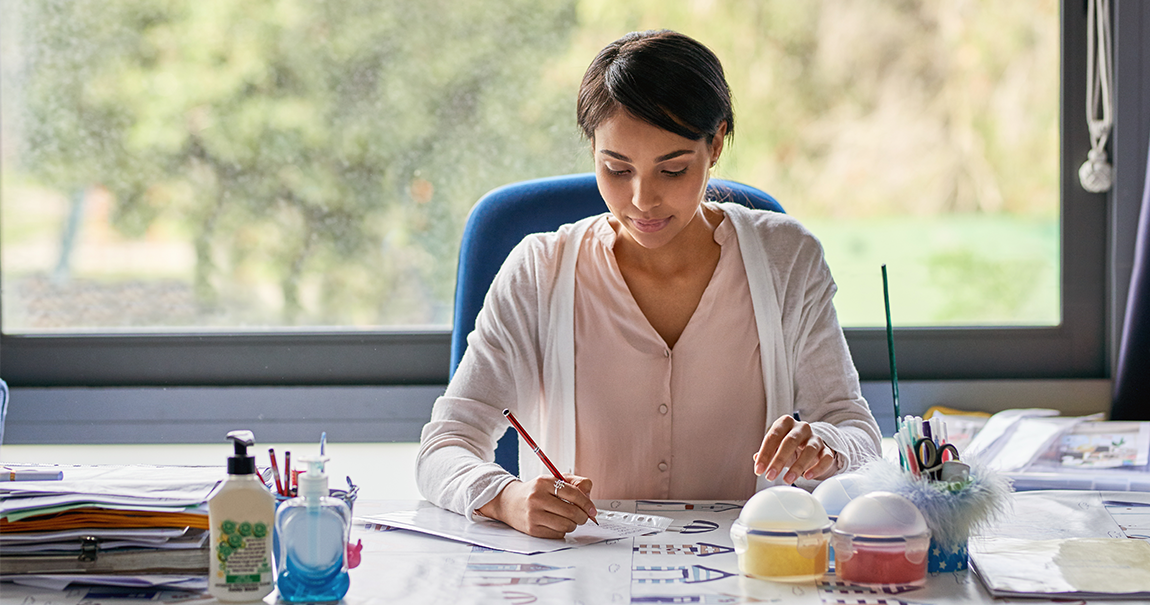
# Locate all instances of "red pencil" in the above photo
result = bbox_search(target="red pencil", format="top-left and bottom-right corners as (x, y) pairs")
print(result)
(503, 409), (598, 525)
(268, 448), (285, 495)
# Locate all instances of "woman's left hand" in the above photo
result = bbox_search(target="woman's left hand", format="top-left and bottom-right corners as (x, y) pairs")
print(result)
(753, 414), (837, 483)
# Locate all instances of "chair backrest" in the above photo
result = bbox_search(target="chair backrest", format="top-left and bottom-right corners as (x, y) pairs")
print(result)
(0, 378), (7, 447)
(449, 172), (784, 475)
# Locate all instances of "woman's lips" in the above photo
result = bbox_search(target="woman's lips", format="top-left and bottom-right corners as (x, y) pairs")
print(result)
(631, 217), (671, 233)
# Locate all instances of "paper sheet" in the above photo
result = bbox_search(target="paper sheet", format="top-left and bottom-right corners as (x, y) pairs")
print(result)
(970, 537), (1150, 598)
(360, 500), (671, 555)
(983, 490), (1127, 540)
(0, 530), (207, 553)
(963, 408), (1060, 463)
(0, 526), (190, 543)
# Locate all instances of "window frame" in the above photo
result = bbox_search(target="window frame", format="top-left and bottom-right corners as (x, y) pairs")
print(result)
(0, 0), (1115, 387)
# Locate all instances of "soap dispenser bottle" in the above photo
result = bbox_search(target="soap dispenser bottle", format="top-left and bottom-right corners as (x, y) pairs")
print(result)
(275, 456), (351, 602)
(208, 430), (275, 602)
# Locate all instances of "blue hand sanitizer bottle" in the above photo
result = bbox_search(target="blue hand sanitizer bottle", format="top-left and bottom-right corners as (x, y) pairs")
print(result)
(274, 456), (351, 602)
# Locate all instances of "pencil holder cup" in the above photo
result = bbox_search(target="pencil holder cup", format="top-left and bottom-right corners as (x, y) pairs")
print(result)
(928, 538), (968, 573)
(730, 486), (831, 582)
(855, 459), (1010, 574)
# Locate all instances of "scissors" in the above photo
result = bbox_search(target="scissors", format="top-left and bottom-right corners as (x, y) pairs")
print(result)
(914, 438), (960, 479)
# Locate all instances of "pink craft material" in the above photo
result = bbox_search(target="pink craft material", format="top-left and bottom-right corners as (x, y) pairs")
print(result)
(836, 544), (927, 586)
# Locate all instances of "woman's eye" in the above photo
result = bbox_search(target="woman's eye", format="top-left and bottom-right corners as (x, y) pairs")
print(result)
(605, 166), (630, 176)
(663, 167), (688, 177)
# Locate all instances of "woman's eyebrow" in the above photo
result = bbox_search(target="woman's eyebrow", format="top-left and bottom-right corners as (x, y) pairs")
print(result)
(598, 149), (696, 162)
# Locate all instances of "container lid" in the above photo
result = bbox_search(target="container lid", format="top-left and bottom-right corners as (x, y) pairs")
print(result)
(832, 491), (929, 541)
(736, 485), (831, 533)
(812, 472), (869, 518)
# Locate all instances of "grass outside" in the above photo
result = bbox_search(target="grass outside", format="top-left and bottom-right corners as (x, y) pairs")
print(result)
(803, 214), (1060, 328)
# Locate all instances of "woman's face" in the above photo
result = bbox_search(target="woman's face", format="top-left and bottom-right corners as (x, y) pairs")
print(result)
(593, 111), (725, 250)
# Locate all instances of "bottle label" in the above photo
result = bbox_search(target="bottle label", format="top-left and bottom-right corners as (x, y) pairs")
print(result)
(215, 519), (273, 590)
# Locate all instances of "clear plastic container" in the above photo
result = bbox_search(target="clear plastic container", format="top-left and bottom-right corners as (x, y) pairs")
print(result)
(730, 486), (831, 582)
(812, 472), (869, 520)
(831, 491), (930, 586)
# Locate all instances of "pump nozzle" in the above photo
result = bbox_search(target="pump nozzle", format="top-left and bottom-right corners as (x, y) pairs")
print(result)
(297, 456), (330, 499)
(225, 430), (258, 475)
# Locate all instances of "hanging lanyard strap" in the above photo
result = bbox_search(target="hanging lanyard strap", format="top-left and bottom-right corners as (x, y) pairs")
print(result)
(1080, 0), (1113, 193)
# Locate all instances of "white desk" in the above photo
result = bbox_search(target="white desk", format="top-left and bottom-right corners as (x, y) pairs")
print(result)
(3, 446), (1150, 604)
(8, 493), (1147, 605)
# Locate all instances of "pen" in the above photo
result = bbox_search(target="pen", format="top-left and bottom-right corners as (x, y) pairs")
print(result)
(503, 409), (598, 526)
(269, 448), (285, 495)
(792, 411), (801, 422)
(321, 431), (327, 456)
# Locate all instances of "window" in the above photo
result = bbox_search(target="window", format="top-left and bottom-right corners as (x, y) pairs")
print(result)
(1, 0), (1106, 387)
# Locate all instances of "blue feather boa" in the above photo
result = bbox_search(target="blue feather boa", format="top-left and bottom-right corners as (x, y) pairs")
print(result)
(855, 458), (1013, 549)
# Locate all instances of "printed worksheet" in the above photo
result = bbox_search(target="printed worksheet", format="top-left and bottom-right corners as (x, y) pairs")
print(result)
(360, 500), (671, 555)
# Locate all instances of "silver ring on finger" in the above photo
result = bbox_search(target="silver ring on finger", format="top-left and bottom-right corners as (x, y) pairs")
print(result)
(554, 479), (563, 496)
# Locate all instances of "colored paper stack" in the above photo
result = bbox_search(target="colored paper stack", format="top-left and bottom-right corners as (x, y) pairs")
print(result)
(0, 464), (236, 589)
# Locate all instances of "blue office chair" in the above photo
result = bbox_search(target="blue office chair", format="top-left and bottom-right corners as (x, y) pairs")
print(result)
(450, 172), (784, 476)
(0, 378), (8, 447)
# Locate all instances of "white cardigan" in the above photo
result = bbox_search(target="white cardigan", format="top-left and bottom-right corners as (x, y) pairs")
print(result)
(417, 203), (881, 519)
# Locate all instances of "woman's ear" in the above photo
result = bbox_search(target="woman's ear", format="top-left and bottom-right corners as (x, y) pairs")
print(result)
(709, 121), (728, 166)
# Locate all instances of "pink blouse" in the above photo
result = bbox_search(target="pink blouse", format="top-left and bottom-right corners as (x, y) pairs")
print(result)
(573, 213), (767, 500)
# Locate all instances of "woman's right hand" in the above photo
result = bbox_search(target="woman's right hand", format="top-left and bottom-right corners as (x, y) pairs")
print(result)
(477, 475), (597, 538)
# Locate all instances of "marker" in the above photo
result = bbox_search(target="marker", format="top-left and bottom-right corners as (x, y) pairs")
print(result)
(503, 409), (598, 526)
(320, 431), (327, 456)
(284, 451), (292, 495)
(792, 411), (801, 422)
(1, 467), (63, 481)
(268, 448), (285, 495)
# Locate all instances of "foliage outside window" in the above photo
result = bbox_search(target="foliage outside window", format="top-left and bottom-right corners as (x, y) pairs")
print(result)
(1, 0), (1058, 332)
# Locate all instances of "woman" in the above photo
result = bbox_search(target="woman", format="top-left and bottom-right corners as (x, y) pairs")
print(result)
(417, 30), (880, 538)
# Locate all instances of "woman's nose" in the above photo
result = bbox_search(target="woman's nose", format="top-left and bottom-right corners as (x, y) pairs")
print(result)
(632, 179), (660, 211)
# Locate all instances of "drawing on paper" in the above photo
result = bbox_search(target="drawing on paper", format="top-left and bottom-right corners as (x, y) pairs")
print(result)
(501, 590), (537, 604)
(467, 563), (568, 572)
(632, 565), (735, 584)
(466, 576), (572, 586)
(633, 542), (734, 557)
(820, 581), (923, 595)
(636, 501), (743, 514)
(629, 594), (764, 603)
(666, 519), (720, 534)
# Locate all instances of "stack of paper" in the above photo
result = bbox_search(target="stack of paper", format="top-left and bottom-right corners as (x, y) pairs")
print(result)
(960, 410), (1150, 492)
(0, 464), (228, 590)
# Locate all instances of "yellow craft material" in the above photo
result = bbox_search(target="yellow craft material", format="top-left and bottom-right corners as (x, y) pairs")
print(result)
(739, 534), (828, 581)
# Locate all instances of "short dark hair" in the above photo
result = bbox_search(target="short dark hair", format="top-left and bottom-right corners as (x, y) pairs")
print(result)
(577, 30), (734, 144)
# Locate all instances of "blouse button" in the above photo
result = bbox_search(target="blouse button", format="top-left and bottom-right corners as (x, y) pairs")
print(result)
(659, 404), (668, 415)
(663, 349), (670, 358)
(658, 462), (669, 472)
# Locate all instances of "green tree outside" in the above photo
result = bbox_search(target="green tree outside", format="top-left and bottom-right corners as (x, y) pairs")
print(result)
(1, 0), (1059, 329)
